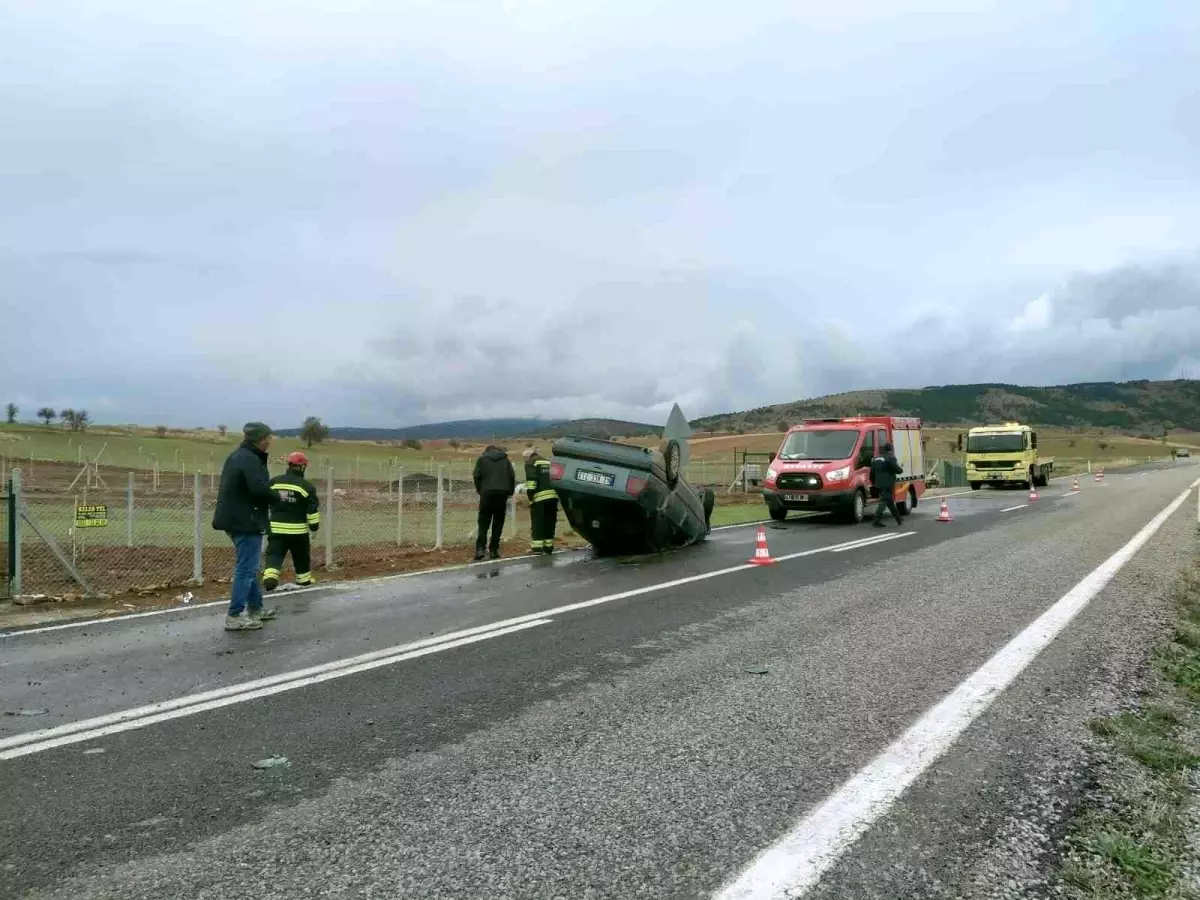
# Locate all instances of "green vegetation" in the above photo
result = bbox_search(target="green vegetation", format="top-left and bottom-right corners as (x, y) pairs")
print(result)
(693, 379), (1200, 435)
(1057, 559), (1200, 899)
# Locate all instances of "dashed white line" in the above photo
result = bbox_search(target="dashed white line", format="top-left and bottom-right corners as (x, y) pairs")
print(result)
(1000, 504), (1028, 512)
(713, 477), (1200, 900)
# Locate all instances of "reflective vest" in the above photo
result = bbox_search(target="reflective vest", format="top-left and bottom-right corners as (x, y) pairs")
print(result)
(268, 468), (321, 535)
(524, 454), (557, 504)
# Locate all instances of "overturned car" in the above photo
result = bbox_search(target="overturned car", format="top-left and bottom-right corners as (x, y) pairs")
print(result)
(548, 424), (715, 556)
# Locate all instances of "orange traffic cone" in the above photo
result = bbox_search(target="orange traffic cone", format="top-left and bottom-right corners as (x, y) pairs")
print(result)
(1094, 469), (1105, 483)
(1029, 485), (1039, 501)
(1071, 477), (1080, 492)
(748, 526), (778, 565)
(936, 498), (952, 522)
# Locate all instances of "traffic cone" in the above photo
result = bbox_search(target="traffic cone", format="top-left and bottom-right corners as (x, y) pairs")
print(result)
(1029, 485), (1039, 501)
(1094, 468), (1105, 483)
(936, 498), (952, 522)
(1071, 477), (1080, 492)
(748, 526), (778, 565)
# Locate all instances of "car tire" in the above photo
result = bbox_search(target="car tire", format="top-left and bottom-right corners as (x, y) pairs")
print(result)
(769, 506), (788, 522)
(909, 486), (918, 509)
(970, 482), (982, 490)
(663, 439), (682, 489)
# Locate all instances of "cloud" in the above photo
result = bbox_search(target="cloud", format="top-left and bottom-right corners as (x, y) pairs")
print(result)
(2, 0), (1200, 427)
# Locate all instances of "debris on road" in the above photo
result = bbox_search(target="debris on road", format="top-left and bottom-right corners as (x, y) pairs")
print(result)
(743, 666), (770, 675)
(175, 592), (194, 604)
(251, 756), (290, 770)
(5, 708), (49, 717)
(82, 748), (106, 755)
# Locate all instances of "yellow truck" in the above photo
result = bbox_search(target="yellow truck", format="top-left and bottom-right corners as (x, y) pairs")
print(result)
(957, 422), (1054, 490)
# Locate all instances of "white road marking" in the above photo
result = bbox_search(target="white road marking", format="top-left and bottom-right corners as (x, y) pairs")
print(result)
(1, 531), (916, 759)
(1000, 505), (1027, 512)
(713, 477), (1200, 900)
(0, 620), (553, 760)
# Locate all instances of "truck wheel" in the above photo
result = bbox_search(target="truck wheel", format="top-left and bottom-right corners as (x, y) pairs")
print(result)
(769, 507), (788, 522)
(909, 486), (918, 510)
(896, 491), (909, 516)
(844, 490), (866, 524)
(970, 482), (981, 490)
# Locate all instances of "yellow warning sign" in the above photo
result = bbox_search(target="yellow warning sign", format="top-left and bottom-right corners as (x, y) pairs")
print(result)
(75, 504), (108, 528)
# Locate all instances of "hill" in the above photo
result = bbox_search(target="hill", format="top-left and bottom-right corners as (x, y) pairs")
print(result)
(690, 379), (1200, 435)
(275, 418), (562, 442)
(517, 418), (660, 440)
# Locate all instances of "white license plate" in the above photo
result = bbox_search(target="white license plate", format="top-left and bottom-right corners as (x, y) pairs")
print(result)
(784, 493), (809, 501)
(576, 470), (615, 487)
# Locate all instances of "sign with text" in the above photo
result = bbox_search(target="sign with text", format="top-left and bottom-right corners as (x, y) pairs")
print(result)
(75, 504), (108, 528)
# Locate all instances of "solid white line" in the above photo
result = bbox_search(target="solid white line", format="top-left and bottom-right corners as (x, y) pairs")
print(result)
(1000, 505), (1027, 512)
(0, 620), (553, 760)
(713, 477), (1200, 900)
(1, 530), (919, 759)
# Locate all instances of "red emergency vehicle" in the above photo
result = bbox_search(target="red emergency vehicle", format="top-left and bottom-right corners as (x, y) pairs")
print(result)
(761, 415), (926, 524)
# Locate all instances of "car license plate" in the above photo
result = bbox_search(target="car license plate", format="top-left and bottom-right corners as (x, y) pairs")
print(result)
(576, 470), (615, 487)
(784, 493), (809, 502)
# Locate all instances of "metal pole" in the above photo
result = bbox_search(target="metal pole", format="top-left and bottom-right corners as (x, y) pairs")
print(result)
(396, 468), (404, 545)
(8, 468), (20, 597)
(435, 465), (445, 550)
(325, 465), (335, 569)
(193, 473), (202, 583)
(127, 471), (134, 548)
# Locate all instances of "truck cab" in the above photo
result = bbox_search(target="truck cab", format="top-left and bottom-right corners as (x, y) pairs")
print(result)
(762, 415), (925, 524)
(961, 422), (1053, 490)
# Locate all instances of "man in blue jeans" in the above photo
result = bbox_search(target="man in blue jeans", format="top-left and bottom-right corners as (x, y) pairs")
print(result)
(213, 422), (280, 630)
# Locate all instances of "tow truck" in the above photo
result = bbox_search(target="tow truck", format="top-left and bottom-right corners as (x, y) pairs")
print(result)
(960, 422), (1053, 490)
(762, 415), (926, 524)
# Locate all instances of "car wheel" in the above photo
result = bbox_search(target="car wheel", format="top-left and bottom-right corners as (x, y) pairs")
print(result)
(769, 506), (787, 522)
(909, 486), (918, 509)
(970, 482), (981, 490)
(663, 439), (682, 489)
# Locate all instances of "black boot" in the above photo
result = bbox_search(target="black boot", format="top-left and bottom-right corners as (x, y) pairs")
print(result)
(872, 519), (886, 528)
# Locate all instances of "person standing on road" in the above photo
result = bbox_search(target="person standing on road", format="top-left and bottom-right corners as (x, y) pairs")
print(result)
(523, 446), (559, 554)
(870, 441), (904, 528)
(263, 451), (321, 591)
(473, 444), (516, 561)
(213, 422), (280, 630)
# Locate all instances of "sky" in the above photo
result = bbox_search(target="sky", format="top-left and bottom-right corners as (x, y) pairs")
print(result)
(2, 0), (1200, 429)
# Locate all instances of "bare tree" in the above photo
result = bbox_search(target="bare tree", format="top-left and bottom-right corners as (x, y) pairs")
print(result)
(37, 407), (57, 426)
(61, 409), (90, 432)
(155, 425), (168, 438)
(4, 403), (16, 424)
(217, 424), (228, 437)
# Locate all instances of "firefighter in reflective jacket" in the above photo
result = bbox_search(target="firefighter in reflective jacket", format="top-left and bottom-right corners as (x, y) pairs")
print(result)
(263, 451), (321, 590)
(522, 446), (558, 554)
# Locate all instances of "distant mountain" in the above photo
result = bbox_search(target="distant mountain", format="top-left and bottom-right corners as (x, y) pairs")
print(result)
(516, 418), (660, 440)
(275, 418), (562, 442)
(690, 380), (1200, 435)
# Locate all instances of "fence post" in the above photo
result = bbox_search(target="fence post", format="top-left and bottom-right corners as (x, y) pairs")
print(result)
(192, 473), (202, 584)
(126, 471), (135, 548)
(396, 467), (404, 545)
(325, 465), (336, 569)
(7, 468), (20, 598)
(435, 465), (445, 550)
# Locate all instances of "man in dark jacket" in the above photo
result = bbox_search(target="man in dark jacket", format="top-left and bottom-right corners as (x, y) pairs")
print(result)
(870, 441), (905, 527)
(473, 445), (516, 560)
(213, 422), (279, 630)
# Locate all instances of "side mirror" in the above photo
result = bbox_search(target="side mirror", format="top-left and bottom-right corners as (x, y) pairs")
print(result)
(956, 434), (963, 451)
(1031, 434), (1038, 449)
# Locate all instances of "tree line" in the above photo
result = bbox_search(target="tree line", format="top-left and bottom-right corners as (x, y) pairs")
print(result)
(4, 404), (91, 431)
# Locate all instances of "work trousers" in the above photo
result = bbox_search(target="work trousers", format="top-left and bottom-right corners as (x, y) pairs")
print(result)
(263, 532), (314, 589)
(476, 492), (508, 555)
(529, 498), (558, 552)
(872, 489), (902, 525)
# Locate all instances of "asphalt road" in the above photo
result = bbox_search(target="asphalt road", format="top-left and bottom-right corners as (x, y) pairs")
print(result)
(2, 461), (1198, 900)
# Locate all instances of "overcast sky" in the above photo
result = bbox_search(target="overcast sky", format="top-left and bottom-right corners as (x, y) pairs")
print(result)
(3, 1), (1199, 429)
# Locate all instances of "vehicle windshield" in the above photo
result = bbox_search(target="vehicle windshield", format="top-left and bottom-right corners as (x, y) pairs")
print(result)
(777, 429), (859, 461)
(967, 433), (1025, 453)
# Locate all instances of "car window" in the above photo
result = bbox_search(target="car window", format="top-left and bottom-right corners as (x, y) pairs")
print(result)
(855, 434), (873, 469)
(876, 429), (888, 456)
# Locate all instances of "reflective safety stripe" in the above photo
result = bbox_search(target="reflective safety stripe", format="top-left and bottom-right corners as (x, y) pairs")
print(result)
(272, 482), (309, 497)
(532, 490), (558, 503)
(306, 513), (321, 524)
(263, 568), (280, 579)
(269, 523), (310, 534)
(534, 459), (550, 467)
(524, 481), (537, 490)
(295, 573), (315, 585)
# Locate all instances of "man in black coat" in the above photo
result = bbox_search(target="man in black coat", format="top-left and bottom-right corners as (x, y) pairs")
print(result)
(473, 445), (516, 560)
(213, 422), (279, 630)
(870, 441), (905, 527)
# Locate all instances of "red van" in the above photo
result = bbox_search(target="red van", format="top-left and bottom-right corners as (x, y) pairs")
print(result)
(761, 415), (926, 524)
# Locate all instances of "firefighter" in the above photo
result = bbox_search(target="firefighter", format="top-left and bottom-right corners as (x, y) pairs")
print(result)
(522, 446), (558, 554)
(263, 451), (321, 591)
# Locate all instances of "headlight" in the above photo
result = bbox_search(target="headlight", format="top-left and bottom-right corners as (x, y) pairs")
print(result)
(766, 467), (778, 481)
(826, 466), (850, 481)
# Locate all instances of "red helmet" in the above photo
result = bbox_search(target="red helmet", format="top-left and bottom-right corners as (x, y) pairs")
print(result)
(286, 451), (309, 467)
